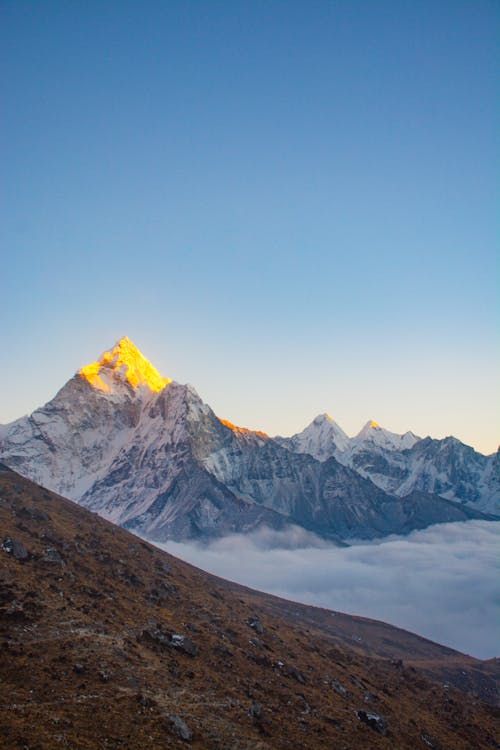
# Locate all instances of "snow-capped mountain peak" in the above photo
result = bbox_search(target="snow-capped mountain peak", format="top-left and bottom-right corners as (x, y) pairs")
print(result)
(354, 420), (420, 451)
(315, 413), (337, 425)
(0, 336), (497, 540)
(311, 413), (349, 440)
(276, 412), (350, 460)
(78, 336), (171, 396)
(356, 420), (382, 439)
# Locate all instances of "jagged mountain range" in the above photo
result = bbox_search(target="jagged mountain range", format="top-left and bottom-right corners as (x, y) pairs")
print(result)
(0, 337), (497, 542)
(279, 414), (499, 514)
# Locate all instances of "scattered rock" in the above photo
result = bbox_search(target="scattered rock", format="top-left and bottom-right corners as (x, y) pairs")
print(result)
(356, 710), (388, 735)
(246, 616), (264, 635)
(43, 546), (64, 565)
(137, 693), (156, 710)
(249, 652), (273, 669)
(2, 536), (29, 560)
(162, 581), (177, 595)
(5, 600), (26, 619)
(167, 714), (192, 741)
(283, 663), (306, 684)
(148, 583), (177, 604)
(350, 675), (365, 689)
(249, 637), (264, 649)
(421, 732), (440, 748)
(248, 701), (263, 720)
(138, 629), (199, 656)
(271, 659), (306, 682)
(2, 536), (14, 555)
(98, 669), (110, 682)
(298, 694), (312, 714)
(137, 693), (148, 709)
(170, 634), (199, 657)
(18, 506), (50, 522)
(138, 628), (169, 648)
(331, 679), (349, 697)
(73, 663), (85, 674)
(122, 572), (141, 587)
(183, 622), (201, 633)
(13, 540), (29, 560)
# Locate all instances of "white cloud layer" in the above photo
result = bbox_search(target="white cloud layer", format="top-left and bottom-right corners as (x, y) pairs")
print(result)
(155, 520), (500, 659)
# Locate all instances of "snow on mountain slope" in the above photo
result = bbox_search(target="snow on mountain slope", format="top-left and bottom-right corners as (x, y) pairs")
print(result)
(285, 416), (499, 515)
(395, 437), (499, 514)
(275, 413), (349, 460)
(0, 338), (167, 499)
(277, 415), (419, 461)
(337, 434), (499, 515)
(352, 420), (420, 451)
(0, 338), (495, 540)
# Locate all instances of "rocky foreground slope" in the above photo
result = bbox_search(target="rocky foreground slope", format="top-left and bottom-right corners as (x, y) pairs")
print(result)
(0, 464), (498, 749)
(0, 337), (493, 543)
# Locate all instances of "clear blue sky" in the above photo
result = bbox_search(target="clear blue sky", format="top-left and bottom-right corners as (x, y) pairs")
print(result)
(2, 0), (498, 453)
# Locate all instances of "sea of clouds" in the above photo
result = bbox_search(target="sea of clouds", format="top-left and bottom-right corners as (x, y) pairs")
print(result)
(154, 520), (500, 659)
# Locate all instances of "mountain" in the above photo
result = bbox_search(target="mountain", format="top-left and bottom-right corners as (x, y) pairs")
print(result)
(0, 338), (493, 542)
(1, 465), (498, 749)
(275, 413), (350, 460)
(393, 437), (500, 510)
(353, 420), (421, 452)
(283, 416), (499, 515)
(276, 417), (420, 462)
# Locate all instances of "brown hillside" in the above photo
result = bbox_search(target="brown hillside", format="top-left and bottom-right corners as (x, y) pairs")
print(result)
(0, 464), (498, 749)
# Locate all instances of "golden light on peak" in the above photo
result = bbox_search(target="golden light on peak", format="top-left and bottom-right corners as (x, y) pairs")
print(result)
(79, 337), (171, 394)
(79, 362), (113, 393)
(369, 420), (380, 429)
(219, 418), (269, 438)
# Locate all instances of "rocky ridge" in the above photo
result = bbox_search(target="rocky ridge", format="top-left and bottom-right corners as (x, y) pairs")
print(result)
(281, 415), (499, 514)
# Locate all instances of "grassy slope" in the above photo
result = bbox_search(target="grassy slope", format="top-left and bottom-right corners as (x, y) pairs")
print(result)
(0, 465), (498, 749)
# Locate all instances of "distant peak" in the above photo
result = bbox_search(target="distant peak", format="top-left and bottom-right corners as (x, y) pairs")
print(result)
(313, 413), (334, 424)
(79, 338), (171, 394)
(355, 420), (421, 450)
(356, 420), (383, 439)
(116, 335), (135, 349)
(305, 414), (348, 440)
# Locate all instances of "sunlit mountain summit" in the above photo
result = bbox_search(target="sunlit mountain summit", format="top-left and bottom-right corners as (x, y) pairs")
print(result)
(79, 336), (171, 395)
(0, 338), (497, 542)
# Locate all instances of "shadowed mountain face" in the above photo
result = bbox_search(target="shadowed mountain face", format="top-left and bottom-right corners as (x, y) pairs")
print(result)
(0, 338), (491, 542)
(0, 465), (498, 750)
(280, 415), (500, 515)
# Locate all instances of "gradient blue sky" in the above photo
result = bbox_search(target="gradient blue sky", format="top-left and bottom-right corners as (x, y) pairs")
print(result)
(2, 0), (498, 453)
